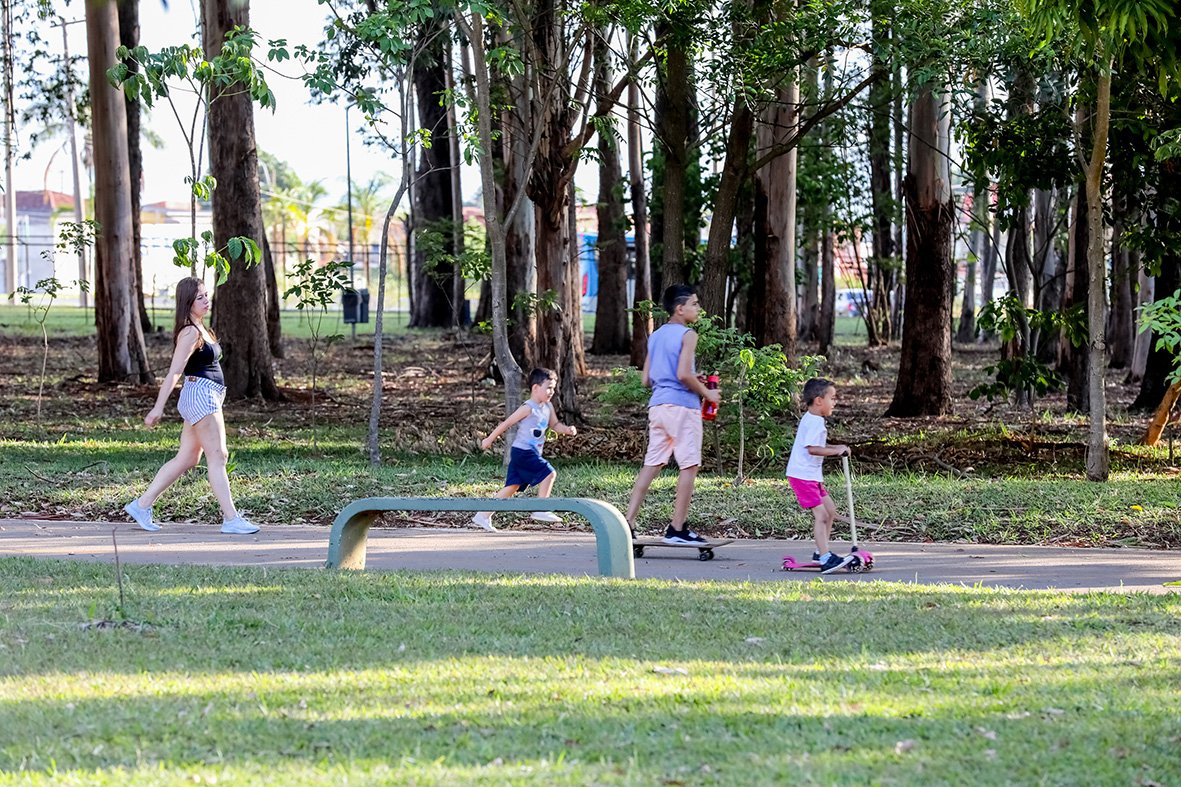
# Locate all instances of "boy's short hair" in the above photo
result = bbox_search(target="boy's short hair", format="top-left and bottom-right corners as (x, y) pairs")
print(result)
(801, 378), (836, 407)
(662, 284), (696, 315)
(528, 367), (557, 388)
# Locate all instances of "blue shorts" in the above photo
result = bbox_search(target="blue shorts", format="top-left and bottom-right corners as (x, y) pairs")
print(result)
(505, 447), (555, 490)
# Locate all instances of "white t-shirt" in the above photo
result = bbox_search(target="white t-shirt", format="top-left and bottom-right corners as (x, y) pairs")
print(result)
(786, 411), (826, 481)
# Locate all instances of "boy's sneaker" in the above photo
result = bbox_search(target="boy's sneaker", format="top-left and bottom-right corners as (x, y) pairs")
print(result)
(530, 512), (562, 523)
(663, 526), (708, 545)
(819, 551), (855, 574)
(220, 516), (260, 535)
(812, 551), (822, 563)
(124, 500), (160, 532)
(472, 512), (496, 531)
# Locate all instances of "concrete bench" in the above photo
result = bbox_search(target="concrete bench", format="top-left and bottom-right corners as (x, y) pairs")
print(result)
(325, 497), (636, 578)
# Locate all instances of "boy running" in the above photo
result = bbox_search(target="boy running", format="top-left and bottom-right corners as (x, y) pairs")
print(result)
(474, 367), (577, 531)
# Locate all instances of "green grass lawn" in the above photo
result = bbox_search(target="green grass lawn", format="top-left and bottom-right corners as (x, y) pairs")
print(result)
(1, 559), (1178, 785)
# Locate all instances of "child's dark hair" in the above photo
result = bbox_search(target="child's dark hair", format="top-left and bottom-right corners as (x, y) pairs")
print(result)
(662, 284), (696, 316)
(801, 378), (836, 408)
(528, 367), (557, 388)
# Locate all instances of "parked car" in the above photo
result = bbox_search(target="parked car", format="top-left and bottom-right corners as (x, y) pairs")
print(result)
(835, 288), (871, 317)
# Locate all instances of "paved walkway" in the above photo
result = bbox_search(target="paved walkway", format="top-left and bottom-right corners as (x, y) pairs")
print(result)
(1, 519), (1179, 593)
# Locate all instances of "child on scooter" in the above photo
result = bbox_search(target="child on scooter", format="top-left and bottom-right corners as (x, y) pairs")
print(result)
(786, 378), (855, 574)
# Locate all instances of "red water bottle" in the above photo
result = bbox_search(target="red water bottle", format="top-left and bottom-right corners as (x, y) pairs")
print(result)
(702, 374), (720, 421)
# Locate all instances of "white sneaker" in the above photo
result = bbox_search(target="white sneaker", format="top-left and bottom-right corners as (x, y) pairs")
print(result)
(529, 512), (562, 523)
(220, 516), (260, 535)
(472, 512), (496, 531)
(124, 500), (160, 532)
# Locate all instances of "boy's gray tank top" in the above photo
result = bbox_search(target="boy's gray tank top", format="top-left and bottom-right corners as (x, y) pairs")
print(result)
(512, 401), (551, 452)
(647, 323), (699, 409)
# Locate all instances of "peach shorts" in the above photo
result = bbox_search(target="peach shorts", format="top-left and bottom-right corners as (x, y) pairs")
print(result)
(643, 404), (703, 469)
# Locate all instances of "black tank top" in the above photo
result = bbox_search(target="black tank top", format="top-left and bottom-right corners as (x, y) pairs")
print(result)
(183, 336), (225, 386)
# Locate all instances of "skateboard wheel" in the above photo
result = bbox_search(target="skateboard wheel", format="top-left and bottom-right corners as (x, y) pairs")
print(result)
(633, 545), (645, 558)
(698, 549), (714, 561)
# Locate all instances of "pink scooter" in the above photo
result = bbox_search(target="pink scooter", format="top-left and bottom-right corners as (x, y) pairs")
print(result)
(782, 456), (875, 573)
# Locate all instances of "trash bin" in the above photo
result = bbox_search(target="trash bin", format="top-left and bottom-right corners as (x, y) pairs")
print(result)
(342, 289), (370, 324)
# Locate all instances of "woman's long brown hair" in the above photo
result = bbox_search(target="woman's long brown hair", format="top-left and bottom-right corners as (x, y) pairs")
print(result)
(172, 277), (217, 349)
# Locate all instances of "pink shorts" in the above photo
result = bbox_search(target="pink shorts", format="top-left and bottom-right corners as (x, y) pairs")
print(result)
(643, 404), (703, 468)
(788, 477), (828, 509)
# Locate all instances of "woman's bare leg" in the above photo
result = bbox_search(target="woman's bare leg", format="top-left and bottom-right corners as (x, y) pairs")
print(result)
(193, 412), (238, 521)
(138, 421), (203, 508)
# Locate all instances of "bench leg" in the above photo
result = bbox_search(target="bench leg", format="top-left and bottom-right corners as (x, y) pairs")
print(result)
(326, 511), (379, 570)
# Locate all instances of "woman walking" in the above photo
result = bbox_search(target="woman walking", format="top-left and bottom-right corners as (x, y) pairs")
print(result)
(124, 276), (259, 535)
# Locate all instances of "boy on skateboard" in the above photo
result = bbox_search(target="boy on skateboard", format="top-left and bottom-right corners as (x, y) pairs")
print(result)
(786, 378), (855, 574)
(474, 367), (577, 531)
(625, 284), (721, 544)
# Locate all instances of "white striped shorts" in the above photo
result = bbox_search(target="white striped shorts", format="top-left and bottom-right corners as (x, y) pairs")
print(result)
(178, 375), (226, 425)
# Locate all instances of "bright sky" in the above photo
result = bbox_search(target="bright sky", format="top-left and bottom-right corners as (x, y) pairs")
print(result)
(15, 0), (408, 207)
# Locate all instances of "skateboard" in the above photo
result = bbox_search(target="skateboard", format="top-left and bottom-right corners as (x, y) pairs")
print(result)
(781, 550), (874, 573)
(632, 537), (734, 561)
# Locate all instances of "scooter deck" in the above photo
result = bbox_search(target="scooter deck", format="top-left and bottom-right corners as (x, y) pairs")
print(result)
(782, 551), (875, 573)
(632, 538), (733, 562)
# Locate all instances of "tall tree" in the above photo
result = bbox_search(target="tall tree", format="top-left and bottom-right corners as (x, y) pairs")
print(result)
(591, 36), (629, 355)
(1021, 0), (1181, 480)
(886, 80), (954, 416)
(751, 79), (799, 355)
(85, 0), (151, 383)
(651, 11), (695, 291)
(408, 24), (458, 329)
(865, 0), (897, 346)
(201, 0), (278, 399)
(627, 32), (652, 368)
(117, 0), (151, 334)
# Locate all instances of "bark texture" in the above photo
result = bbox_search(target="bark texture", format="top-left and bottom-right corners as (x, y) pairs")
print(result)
(202, 0), (278, 400)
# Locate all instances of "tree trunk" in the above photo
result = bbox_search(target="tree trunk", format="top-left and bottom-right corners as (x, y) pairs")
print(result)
(866, 5), (894, 347)
(1129, 256), (1152, 384)
(1063, 183), (1090, 413)
(86, 0), (151, 384)
(798, 59), (821, 344)
(751, 86), (798, 355)
(1084, 69), (1111, 481)
(1133, 257), (1179, 409)
(886, 83), (954, 416)
(201, 0), (278, 400)
(591, 37), (629, 355)
(817, 212), (835, 356)
(262, 235), (283, 358)
(465, 11), (525, 419)
(700, 93), (754, 321)
(490, 46), (536, 368)
(955, 80), (989, 345)
(409, 31), (457, 328)
(522, 0), (603, 420)
(1106, 224), (1134, 370)
(1032, 186), (1061, 362)
(1141, 382), (1181, 446)
(628, 32), (652, 368)
(118, 0), (151, 335)
(653, 16), (692, 289)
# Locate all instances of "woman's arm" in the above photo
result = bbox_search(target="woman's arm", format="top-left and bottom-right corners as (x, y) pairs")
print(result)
(145, 327), (199, 427)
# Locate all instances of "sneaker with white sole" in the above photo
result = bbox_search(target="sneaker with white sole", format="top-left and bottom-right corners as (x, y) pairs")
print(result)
(472, 512), (496, 531)
(819, 552), (855, 574)
(662, 525), (708, 545)
(124, 499), (160, 532)
(220, 516), (260, 535)
(529, 511), (562, 523)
